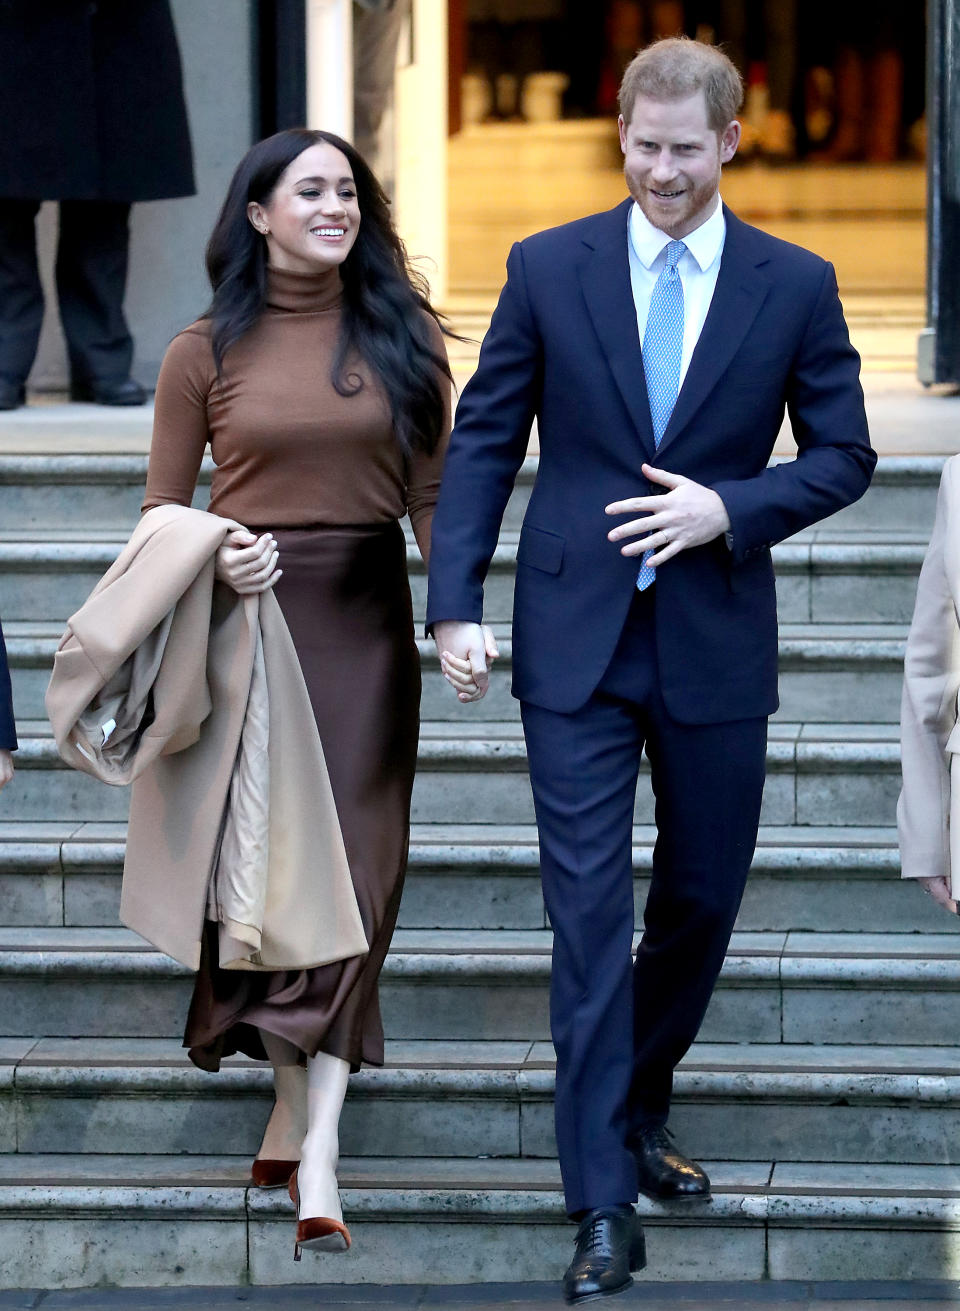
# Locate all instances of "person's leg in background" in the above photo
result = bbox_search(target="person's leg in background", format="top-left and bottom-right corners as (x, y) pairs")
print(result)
(864, 1), (903, 163)
(467, 12), (507, 119)
(715, 0), (764, 154)
(56, 198), (143, 404)
(352, 0), (409, 175)
(814, 1), (903, 162)
(560, 0), (607, 116)
(760, 0), (797, 158)
(0, 198), (43, 410)
(507, 19), (545, 119)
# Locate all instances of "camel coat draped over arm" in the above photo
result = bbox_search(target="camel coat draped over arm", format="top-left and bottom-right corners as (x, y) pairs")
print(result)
(898, 456), (960, 894)
(45, 504), (368, 973)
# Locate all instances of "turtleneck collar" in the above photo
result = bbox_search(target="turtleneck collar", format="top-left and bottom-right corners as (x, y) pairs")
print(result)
(265, 264), (343, 313)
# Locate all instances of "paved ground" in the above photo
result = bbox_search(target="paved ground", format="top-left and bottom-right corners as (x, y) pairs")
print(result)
(2, 1285), (959, 1310)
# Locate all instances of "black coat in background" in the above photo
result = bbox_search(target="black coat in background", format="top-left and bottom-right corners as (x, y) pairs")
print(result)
(0, 0), (195, 202)
(0, 622), (16, 752)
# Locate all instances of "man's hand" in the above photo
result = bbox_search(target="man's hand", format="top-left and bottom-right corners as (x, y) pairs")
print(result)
(605, 464), (731, 568)
(433, 621), (500, 703)
(0, 749), (14, 793)
(919, 875), (958, 915)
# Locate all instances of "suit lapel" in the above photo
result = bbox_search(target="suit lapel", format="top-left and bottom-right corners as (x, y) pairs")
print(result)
(657, 208), (771, 457)
(577, 201), (657, 461)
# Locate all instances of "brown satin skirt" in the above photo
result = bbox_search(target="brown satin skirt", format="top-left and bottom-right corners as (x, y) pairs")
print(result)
(184, 521), (421, 1073)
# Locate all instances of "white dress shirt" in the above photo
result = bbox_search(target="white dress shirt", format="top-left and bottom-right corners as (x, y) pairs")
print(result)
(627, 196), (726, 389)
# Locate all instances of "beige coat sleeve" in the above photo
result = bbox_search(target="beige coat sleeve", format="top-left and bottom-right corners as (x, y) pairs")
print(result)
(898, 457), (960, 886)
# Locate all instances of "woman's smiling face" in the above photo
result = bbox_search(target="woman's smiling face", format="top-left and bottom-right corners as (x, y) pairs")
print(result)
(247, 141), (361, 274)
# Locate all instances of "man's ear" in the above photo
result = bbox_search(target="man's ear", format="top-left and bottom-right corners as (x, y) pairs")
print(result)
(618, 114), (628, 155)
(720, 119), (742, 164)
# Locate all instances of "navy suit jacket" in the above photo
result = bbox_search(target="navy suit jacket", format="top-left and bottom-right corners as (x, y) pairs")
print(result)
(426, 200), (877, 723)
(0, 620), (16, 750)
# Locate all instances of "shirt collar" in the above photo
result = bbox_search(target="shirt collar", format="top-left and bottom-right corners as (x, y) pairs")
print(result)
(628, 196), (725, 272)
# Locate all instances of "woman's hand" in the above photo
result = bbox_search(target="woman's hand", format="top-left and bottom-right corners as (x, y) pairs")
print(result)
(919, 875), (958, 915)
(438, 624), (500, 703)
(215, 529), (282, 594)
(0, 749), (13, 792)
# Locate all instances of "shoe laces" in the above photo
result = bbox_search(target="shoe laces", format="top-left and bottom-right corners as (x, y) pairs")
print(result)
(576, 1210), (619, 1258)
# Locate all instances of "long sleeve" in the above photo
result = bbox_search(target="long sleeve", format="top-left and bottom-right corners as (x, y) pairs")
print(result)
(142, 327), (214, 512)
(898, 458), (960, 886)
(712, 262), (876, 560)
(406, 317), (453, 564)
(0, 619), (16, 751)
(425, 241), (541, 629)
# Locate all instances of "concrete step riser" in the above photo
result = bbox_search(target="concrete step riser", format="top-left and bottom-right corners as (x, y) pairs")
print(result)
(1, 1187), (950, 1288)
(0, 958), (953, 1045)
(8, 645), (907, 725)
(0, 547), (926, 626)
(1, 740), (902, 827)
(5, 1078), (959, 1167)
(0, 456), (943, 534)
(0, 849), (947, 935)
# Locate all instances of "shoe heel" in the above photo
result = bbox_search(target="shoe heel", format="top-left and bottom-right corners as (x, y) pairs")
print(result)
(629, 1226), (647, 1272)
(294, 1240), (301, 1263)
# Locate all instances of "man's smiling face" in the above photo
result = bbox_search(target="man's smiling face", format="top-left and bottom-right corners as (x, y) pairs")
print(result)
(619, 90), (740, 239)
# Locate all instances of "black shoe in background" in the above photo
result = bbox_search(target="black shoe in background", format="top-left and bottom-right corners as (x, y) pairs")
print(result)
(562, 1204), (646, 1304)
(631, 1125), (711, 1201)
(70, 376), (146, 406)
(0, 377), (25, 410)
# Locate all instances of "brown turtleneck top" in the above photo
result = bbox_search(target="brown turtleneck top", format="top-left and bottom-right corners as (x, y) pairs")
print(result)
(143, 265), (452, 560)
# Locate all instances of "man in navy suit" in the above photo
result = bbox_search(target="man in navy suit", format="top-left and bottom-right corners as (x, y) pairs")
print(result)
(427, 37), (875, 1303)
(0, 620), (16, 791)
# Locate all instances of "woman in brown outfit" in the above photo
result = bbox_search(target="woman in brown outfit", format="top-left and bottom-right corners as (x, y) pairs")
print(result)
(143, 128), (491, 1257)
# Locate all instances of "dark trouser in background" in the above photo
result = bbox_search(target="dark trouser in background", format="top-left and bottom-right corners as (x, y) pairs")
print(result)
(0, 198), (134, 388)
(520, 587), (767, 1217)
(352, 0), (409, 170)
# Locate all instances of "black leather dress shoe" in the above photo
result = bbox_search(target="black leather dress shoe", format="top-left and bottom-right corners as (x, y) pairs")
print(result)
(562, 1205), (646, 1304)
(70, 377), (146, 406)
(0, 377), (25, 410)
(631, 1125), (711, 1201)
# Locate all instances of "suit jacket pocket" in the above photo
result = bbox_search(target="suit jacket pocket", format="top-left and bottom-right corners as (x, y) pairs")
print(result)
(728, 549), (774, 593)
(517, 523), (565, 575)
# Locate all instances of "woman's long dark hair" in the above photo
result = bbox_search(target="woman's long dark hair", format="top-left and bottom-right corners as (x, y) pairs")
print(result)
(204, 128), (452, 457)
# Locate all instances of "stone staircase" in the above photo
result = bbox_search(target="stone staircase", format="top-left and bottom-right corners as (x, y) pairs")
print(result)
(2, 450), (960, 1290)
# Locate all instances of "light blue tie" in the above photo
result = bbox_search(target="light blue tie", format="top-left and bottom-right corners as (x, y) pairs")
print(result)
(636, 238), (686, 591)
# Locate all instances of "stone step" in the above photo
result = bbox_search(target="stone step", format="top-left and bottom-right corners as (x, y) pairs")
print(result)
(0, 452), (945, 535)
(0, 927), (957, 1046)
(0, 1153), (958, 1287)
(0, 454), (537, 534)
(4, 1037), (960, 1169)
(6, 621), (908, 725)
(0, 721), (903, 828)
(0, 823), (944, 936)
(0, 528), (928, 626)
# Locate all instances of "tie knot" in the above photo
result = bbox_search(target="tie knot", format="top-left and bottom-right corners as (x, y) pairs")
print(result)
(664, 240), (686, 271)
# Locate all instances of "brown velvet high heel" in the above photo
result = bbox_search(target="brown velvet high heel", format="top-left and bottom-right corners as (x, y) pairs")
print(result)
(289, 1165), (351, 1259)
(250, 1158), (298, 1189)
